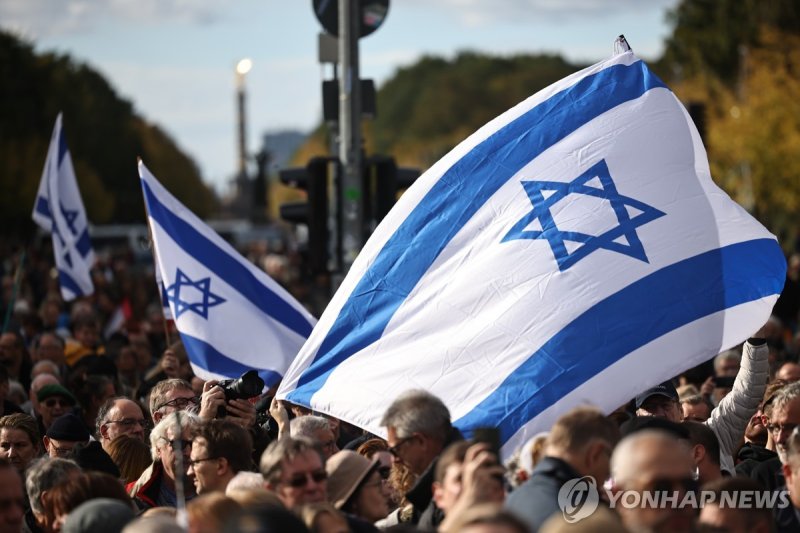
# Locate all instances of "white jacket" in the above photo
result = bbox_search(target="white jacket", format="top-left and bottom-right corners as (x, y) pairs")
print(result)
(705, 340), (769, 475)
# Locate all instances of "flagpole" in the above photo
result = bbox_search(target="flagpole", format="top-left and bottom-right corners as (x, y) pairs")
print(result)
(2, 249), (26, 333)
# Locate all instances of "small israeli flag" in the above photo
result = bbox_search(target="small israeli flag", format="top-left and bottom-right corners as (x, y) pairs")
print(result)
(32, 113), (95, 301)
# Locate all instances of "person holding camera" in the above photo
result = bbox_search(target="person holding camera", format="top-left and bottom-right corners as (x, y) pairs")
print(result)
(198, 375), (259, 429)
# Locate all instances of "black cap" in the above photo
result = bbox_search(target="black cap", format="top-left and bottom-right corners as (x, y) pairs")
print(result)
(46, 413), (90, 442)
(634, 381), (679, 409)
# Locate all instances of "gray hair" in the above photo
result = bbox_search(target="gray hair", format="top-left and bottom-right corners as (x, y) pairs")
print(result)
(380, 389), (452, 442)
(773, 381), (800, 416)
(713, 349), (741, 373)
(259, 436), (320, 485)
(149, 411), (200, 461)
(25, 457), (80, 515)
(289, 415), (331, 440)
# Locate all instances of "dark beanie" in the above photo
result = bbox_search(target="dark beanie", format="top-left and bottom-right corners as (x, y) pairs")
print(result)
(46, 413), (90, 442)
(62, 498), (134, 533)
(68, 441), (121, 478)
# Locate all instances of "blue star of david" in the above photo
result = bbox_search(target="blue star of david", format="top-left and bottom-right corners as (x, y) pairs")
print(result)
(502, 159), (666, 271)
(165, 268), (226, 319)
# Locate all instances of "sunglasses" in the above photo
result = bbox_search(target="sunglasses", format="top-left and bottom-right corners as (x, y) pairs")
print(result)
(286, 470), (327, 488)
(378, 466), (392, 480)
(44, 398), (72, 408)
(642, 476), (698, 494)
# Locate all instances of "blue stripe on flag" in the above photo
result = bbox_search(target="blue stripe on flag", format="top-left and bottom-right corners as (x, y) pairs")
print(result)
(141, 180), (313, 339)
(58, 268), (85, 298)
(35, 197), (52, 220)
(454, 237), (786, 442)
(58, 128), (68, 166)
(179, 332), (282, 388)
(76, 229), (92, 258)
(287, 60), (668, 406)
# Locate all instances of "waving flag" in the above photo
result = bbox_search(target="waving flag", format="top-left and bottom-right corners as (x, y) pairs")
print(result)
(32, 113), (95, 301)
(277, 48), (786, 456)
(139, 161), (316, 385)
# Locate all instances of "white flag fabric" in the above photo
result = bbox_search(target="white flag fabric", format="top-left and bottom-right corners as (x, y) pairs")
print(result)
(139, 161), (316, 386)
(277, 50), (787, 456)
(32, 113), (95, 301)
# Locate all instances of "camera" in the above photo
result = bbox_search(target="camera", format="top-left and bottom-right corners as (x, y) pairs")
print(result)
(216, 370), (265, 418)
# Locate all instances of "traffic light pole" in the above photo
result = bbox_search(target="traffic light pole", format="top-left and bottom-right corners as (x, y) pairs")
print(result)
(338, 0), (364, 274)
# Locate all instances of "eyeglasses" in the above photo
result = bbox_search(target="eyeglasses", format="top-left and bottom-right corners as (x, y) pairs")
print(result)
(44, 398), (72, 408)
(156, 396), (200, 412)
(766, 423), (798, 436)
(106, 418), (150, 429)
(49, 446), (74, 457)
(187, 456), (218, 468)
(161, 438), (192, 451)
(388, 436), (415, 458)
(286, 470), (327, 488)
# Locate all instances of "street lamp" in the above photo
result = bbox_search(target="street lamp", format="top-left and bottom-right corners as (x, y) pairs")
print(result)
(235, 58), (252, 177)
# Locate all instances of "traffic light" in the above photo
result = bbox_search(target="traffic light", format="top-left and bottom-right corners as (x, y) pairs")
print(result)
(364, 155), (420, 224)
(279, 156), (336, 273)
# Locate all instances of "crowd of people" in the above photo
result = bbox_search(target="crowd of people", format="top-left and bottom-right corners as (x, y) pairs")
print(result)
(0, 237), (798, 532)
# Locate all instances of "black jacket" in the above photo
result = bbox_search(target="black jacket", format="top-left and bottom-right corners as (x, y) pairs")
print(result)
(505, 456), (582, 531)
(735, 443), (777, 477)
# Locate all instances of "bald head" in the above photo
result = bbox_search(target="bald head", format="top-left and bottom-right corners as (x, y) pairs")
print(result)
(612, 430), (694, 486)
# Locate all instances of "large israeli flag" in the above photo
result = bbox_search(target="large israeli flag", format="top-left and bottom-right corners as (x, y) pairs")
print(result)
(277, 49), (787, 457)
(139, 161), (316, 385)
(32, 113), (95, 301)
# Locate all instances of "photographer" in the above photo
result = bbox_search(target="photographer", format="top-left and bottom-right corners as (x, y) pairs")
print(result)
(198, 379), (257, 429)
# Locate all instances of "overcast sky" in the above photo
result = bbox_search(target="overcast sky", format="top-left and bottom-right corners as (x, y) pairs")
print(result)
(1, 0), (679, 192)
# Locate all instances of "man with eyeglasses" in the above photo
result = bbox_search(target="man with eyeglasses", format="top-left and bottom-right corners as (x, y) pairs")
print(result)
(149, 378), (200, 424)
(35, 384), (76, 432)
(611, 429), (697, 532)
(96, 397), (149, 454)
(187, 419), (252, 495)
(752, 381), (800, 493)
(776, 426), (800, 531)
(260, 436), (328, 509)
(127, 411), (200, 510)
(43, 412), (89, 458)
(380, 389), (463, 529)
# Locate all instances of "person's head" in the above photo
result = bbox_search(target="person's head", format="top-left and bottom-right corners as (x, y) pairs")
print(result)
(186, 493), (242, 533)
(680, 394), (712, 422)
(25, 457), (81, 529)
(432, 441), (505, 517)
(781, 426), (800, 510)
(71, 313), (99, 350)
(545, 406), (620, 483)
(150, 411), (199, 484)
(260, 437), (327, 509)
(380, 389), (453, 475)
(188, 419), (253, 495)
(62, 498), (135, 533)
(297, 502), (349, 533)
(44, 413), (90, 458)
(440, 503), (529, 533)
(611, 429), (696, 532)
(682, 420), (721, 484)
(0, 457), (24, 532)
(289, 415), (338, 460)
(698, 477), (773, 533)
(767, 380), (800, 464)
(31, 360), (61, 381)
(714, 349), (741, 377)
(37, 383), (77, 429)
(96, 397), (148, 450)
(0, 413), (41, 473)
(777, 362), (800, 383)
(45, 471), (132, 532)
(326, 450), (390, 523)
(634, 381), (682, 422)
(30, 373), (61, 415)
(107, 434), (153, 484)
(32, 332), (66, 366)
(149, 378), (199, 423)
(0, 332), (25, 376)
